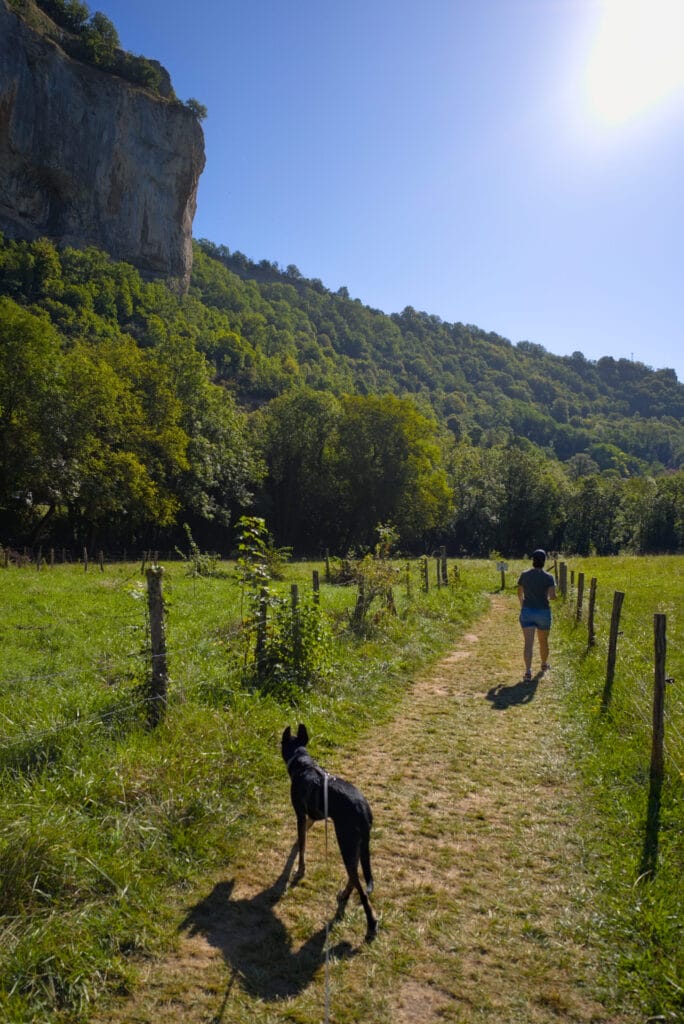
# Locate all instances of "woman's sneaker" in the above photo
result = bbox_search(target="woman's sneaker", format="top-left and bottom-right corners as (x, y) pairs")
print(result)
(523, 670), (532, 681)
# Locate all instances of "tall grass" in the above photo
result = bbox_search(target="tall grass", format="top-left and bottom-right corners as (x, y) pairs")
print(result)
(0, 557), (491, 1022)
(551, 555), (683, 1021)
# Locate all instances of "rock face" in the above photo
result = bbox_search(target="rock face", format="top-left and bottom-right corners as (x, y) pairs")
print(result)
(0, 0), (205, 287)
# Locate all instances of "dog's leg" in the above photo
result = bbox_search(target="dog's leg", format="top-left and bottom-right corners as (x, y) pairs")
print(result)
(292, 810), (308, 882)
(336, 865), (377, 941)
(335, 832), (378, 941)
(336, 876), (354, 907)
(359, 886), (378, 941)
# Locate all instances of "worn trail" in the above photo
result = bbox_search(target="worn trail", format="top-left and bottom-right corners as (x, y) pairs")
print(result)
(95, 594), (630, 1023)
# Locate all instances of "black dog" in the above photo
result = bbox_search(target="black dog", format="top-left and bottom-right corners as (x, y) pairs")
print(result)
(281, 723), (377, 940)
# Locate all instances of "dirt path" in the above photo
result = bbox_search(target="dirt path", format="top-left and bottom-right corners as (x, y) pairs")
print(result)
(95, 594), (631, 1024)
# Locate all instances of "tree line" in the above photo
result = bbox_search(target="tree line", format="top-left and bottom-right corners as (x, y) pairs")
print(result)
(0, 233), (682, 555)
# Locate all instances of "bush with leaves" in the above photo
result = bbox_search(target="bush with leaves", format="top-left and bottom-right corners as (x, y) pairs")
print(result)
(250, 593), (332, 702)
(234, 516), (328, 700)
(350, 553), (399, 632)
(176, 523), (223, 577)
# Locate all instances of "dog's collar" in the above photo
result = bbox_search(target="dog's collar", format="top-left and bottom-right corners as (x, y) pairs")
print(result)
(285, 751), (333, 780)
(285, 750), (304, 770)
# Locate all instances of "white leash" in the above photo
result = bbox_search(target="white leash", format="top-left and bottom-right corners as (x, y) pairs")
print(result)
(323, 771), (330, 1024)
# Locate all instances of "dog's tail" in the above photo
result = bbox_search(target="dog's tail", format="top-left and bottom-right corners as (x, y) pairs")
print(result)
(360, 821), (373, 894)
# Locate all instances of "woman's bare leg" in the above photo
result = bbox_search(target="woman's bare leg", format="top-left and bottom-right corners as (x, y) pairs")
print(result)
(538, 629), (550, 667)
(522, 626), (535, 674)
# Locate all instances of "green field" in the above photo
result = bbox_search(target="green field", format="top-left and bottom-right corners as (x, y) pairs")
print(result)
(1, 555), (682, 1021)
(551, 554), (683, 1017)
(0, 556), (491, 1021)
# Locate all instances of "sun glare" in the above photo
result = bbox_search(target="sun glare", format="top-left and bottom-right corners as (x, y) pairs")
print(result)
(585, 0), (684, 125)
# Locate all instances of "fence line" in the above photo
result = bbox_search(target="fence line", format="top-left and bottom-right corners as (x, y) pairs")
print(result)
(0, 696), (163, 755)
(3, 554), (462, 749)
(556, 560), (681, 782)
(5, 556), (679, 779)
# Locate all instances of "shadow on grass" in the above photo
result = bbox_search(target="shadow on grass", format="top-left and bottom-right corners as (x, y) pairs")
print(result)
(179, 843), (358, 1014)
(485, 675), (540, 709)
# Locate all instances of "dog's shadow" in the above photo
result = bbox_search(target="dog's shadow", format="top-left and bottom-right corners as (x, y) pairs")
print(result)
(485, 674), (540, 709)
(179, 843), (357, 1005)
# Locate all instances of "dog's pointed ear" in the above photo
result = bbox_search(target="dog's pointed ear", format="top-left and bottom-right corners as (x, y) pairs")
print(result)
(282, 726), (292, 744)
(296, 723), (309, 746)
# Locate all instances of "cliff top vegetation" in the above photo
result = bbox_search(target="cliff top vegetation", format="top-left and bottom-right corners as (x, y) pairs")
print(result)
(6, 0), (207, 117)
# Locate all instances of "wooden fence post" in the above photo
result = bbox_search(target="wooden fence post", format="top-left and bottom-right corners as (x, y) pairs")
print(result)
(435, 554), (442, 589)
(291, 584), (302, 668)
(146, 566), (168, 727)
(255, 586), (268, 672)
(421, 555), (429, 593)
(570, 569), (575, 591)
(559, 562), (568, 599)
(312, 570), (320, 605)
(351, 576), (367, 630)
(440, 546), (448, 584)
(83, 546), (88, 572)
(640, 613), (668, 878)
(576, 572), (585, 622)
(601, 591), (625, 711)
(325, 549), (331, 583)
(406, 561), (411, 598)
(651, 615), (667, 782)
(587, 577), (597, 648)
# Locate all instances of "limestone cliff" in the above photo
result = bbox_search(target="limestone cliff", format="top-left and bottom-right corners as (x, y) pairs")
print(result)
(0, 0), (205, 287)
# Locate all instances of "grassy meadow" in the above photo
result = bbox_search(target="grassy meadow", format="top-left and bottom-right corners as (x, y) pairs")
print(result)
(0, 554), (682, 1021)
(0, 555), (491, 1022)
(551, 555), (683, 1019)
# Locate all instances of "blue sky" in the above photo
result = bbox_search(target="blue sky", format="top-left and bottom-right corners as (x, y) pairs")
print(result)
(100, 0), (684, 381)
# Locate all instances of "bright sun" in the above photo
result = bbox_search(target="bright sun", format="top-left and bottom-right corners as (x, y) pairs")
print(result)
(585, 0), (684, 124)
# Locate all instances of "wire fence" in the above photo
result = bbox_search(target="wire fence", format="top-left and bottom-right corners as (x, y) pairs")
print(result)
(3, 555), (682, 783)
(555, 561), (682, 782)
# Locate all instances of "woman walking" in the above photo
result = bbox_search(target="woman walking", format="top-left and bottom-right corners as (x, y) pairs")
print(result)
(517, 549), (556, 680)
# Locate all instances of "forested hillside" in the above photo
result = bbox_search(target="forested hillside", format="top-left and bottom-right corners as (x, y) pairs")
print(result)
(1, 233), (682, 555)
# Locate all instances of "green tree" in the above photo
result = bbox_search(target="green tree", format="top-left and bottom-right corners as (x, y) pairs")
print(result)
(37, 0), (90, 32)
(59, 339), (188, 541)
(564, 475), (621, 555)
(184, 98), (208, 121)
(494, 444), (567, 556)
(446, 443), (506, 555)
(331, 394), (453, 550)
(81, 11), (120, 66)
(0, 298), (65, 529)
(255, 388), (341, 550)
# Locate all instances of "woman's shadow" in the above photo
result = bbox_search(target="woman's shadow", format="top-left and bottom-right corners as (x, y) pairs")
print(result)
(179, 843), (357, 1008)
(486, 674), (540, 709)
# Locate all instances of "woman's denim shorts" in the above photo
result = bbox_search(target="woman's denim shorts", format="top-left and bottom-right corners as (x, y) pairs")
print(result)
(519, 606), (551, 630)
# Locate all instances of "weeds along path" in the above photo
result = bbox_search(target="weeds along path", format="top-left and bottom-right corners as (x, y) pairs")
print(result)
(95, 593), (630, 1024)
